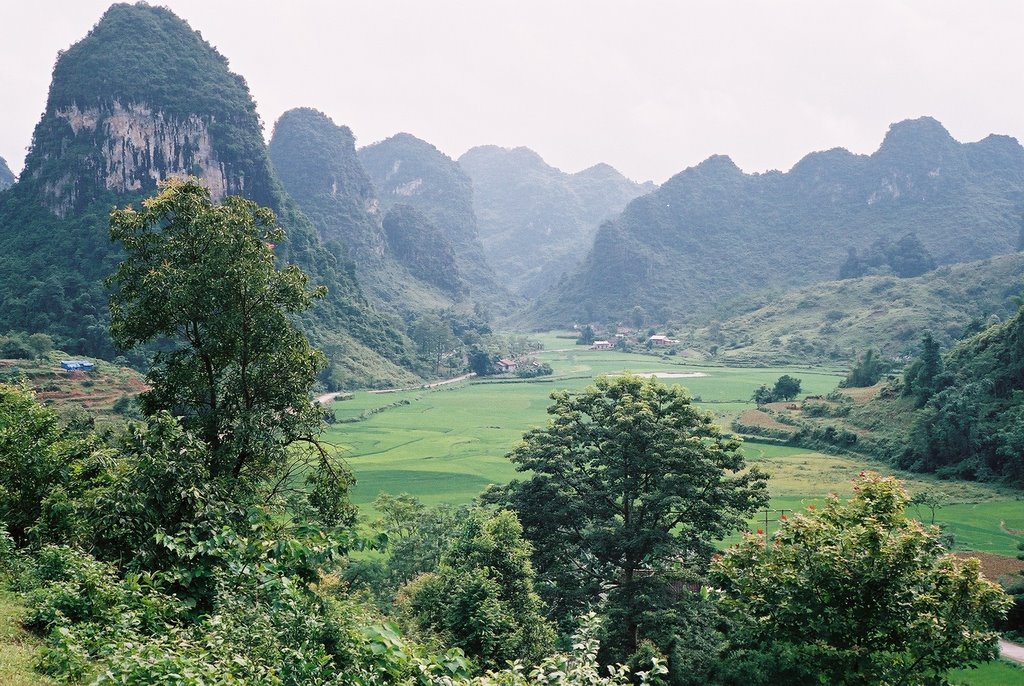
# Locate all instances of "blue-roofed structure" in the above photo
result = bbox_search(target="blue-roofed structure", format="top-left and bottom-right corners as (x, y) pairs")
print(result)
(60, 360), (96, 371)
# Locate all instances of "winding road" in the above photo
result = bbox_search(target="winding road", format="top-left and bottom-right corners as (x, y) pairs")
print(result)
(314, 372), (476, 405)
(1001, 638), (1024, 664)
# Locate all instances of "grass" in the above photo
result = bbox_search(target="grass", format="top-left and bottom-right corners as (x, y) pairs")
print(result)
(950, 659), (1024, 685)
(0, 590), (54, 685)
(325, 343), (1023, 557)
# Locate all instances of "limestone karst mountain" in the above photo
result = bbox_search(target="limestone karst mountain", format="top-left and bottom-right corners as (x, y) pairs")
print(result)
(358, 133), (508, 309)
(0, 2), (415, 385)
(528, 117), (1024, 327)
(458, 145), (653, 297)
(269, 108), (466, 316)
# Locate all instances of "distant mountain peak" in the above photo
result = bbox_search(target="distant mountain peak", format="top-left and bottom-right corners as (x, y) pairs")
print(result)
(877, 116), (957, 156)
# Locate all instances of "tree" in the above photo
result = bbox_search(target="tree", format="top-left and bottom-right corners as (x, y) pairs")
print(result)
(410, 312), (457, 375)
(491, 375), (768, 663)
(751, 385), (774, 406)
(107, 179), (349, 515)
(576, 324), (595, 345)
(468, 345), (495, 376)
(711, 473), (1010, 685)
(397, 509), (555, 671)
(840, 349), (889, 388)
(771, 374), (801, 401)
(903, 332), (943, 407)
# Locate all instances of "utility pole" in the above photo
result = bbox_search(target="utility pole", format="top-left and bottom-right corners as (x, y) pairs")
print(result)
(758, 508), (792, 544)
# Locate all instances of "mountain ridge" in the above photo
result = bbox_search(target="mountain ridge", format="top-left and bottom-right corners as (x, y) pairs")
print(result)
(527, 117), (1024, 327)
(459, 144), (653, 297)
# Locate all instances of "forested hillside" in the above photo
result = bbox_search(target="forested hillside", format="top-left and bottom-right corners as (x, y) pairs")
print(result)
(691, 252), (1024, 364)
(529, 117), (1024, 326)
(269, 108), (468, 316)
(459, 145), (653, 296)
(892, 306), (1024, 485)
(0, 3), (416, 386)
(0, 156), (13, 189)
(358, 133), (507, 309)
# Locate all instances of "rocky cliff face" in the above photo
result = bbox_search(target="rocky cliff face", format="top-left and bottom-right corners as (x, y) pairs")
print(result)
(40, 102), (231, 216)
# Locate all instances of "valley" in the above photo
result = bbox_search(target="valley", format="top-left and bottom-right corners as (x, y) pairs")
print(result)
(325, 339), (1024, 558)
(1, 2), (1023, 683)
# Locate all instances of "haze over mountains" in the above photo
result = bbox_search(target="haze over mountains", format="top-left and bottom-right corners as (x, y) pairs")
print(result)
(459, 145), (654, 296)
(529, 117), (1024, 327)
(269, 108), (467, 318)
(357, 133), (506, 308)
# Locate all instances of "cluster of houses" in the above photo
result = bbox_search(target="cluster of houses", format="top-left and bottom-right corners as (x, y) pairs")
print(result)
(590, 333), (680, 350)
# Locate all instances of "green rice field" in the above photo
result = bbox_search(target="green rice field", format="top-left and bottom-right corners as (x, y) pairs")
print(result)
(323, 337), (1024, 556)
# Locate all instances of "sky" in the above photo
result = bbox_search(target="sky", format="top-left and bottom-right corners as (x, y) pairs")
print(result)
(1, 1), (1023, 184)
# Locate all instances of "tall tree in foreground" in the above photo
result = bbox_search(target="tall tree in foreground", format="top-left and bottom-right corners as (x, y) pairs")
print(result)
(711, 473), (1010, 685)
(107, 179), (351, 519)
(491, 375), (768, 667)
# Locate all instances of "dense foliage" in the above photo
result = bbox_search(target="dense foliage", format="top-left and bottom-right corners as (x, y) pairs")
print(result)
(397, 510), (555, 671)
(529, 117), (1024, 327)
(712, 473), (1009, 685)
(840, 231), (937, 279)
(896, 307), (1024, 484)
(491, 375), (769, 671)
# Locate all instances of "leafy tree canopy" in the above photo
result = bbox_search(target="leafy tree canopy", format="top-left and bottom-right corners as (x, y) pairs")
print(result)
(711, 473), (1010, 685)
(107, 179), (350, 515)
(491, 375), (768, 662)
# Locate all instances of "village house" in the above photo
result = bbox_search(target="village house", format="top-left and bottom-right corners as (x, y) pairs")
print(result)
(591, 340), (613, 350)
(496, 358), (517, 373)
(648, 335), (680, 347)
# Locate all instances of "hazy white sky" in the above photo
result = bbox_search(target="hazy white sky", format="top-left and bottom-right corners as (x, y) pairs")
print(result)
(1, 1), (1022, 183)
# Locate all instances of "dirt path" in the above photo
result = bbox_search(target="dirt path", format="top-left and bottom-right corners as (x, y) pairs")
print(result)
(367, 372), (476, 394)
(1001, 638), (1024, 664)
(315, 373), (476, 404)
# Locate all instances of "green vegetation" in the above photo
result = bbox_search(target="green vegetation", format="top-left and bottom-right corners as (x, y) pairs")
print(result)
(950, 661), (1024, 685)
(529, 118), (1024, 329)
(712, 473), (1010, 685)
(490, 375), (767, 671)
